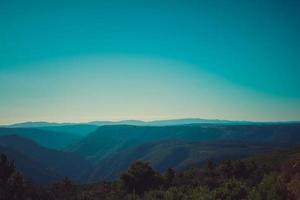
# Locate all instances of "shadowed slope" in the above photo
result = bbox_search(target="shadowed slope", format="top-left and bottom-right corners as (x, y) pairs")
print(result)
(0, 127), (82, 149)
(68, 124), (300, 163)
(88, 140), (273, 180)
(0, 135), (92, 183)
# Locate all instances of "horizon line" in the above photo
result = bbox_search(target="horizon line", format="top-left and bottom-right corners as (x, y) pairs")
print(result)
(1, 117), (300, 126)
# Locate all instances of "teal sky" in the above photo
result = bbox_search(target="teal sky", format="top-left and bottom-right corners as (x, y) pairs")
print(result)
(0, 0), (300, 124)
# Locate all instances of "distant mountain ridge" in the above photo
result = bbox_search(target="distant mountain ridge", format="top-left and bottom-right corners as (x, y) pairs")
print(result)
(4, 118), (297, 128)
(3, 121), (74, 128)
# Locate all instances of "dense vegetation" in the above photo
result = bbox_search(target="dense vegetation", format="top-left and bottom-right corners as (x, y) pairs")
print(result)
(1, 146), (299, 200)
(1, 124), (300, 185)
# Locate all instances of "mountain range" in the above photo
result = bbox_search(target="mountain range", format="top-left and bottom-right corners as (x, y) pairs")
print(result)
(2, 118), (281, 128)
(67, 124), (300, 163)
(0, 121), (300, 184)
(88, 140), (274, 180)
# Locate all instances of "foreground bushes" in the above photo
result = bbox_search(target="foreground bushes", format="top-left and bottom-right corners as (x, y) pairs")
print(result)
(1, 153), (299, 200)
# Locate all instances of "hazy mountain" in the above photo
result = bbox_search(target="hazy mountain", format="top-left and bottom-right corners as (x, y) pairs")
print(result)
(66, 125), (225, 162)
(88, 120), (146, 126)
(143, 118), (251, 126)
(87, 118), (247, 126)
(89, 119), (298, 126)
(37, 124), (99, 136)
(68, 124), (300, 163)
(0, 127), (82, 149)
(1, 123), (299, 184)
(88, 140), (274, 180)
(0, 135), (92, 183)
(4, 121), (73, 128)
(0, 145), (60, 184)
(3, 118), (261, 128)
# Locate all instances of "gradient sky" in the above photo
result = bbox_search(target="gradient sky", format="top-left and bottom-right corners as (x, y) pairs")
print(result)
(0, 0), (300, 124)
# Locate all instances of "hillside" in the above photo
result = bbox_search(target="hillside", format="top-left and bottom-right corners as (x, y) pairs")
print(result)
(0, 127), (82, 149)
(245, 145), (300, 168)
(68, 124), (300, 163)
(2, 143), (300, 200)
(0, 123), (299, 184)
(89, 140), (274, 180)
(37, 124), (99, 136)
(0, 135), (92, 183)
(0, 145), (60, 184)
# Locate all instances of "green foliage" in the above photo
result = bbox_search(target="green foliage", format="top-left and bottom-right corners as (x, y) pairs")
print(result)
(186, 187), (214, 200)
(249, 173), (282, 200)
(214, 179), (250, 200)
(1, 149), (297, 200)
(120, 161), (163, 195)
(219, 160), (234, 178)
(164, 187), (186, 200)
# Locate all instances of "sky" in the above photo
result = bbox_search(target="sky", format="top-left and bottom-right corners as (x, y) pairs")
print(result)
(0, 0), (300, 124)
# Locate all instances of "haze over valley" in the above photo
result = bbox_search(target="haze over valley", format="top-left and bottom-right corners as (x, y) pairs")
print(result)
(1, 0), (300, 199)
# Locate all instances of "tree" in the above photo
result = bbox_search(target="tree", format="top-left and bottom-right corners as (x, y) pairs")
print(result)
(219, 160), (233, 178)
(249, 173), (282, 200)
(204, 160), (216, 177)
(232, 160), (247, 179)
(51, 177), (79, 200)
(163, 168), (175, 188)
(0, 154), (27, 200)
(120, 161), (163, 195)
(187, 186), (214, 200)
(0, 154), (15, 186)
(202, 160), (219, 189)
(278, 155), (300, 200)
(214, 179), (250, 200)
